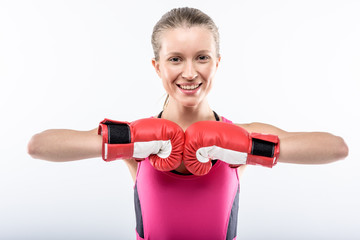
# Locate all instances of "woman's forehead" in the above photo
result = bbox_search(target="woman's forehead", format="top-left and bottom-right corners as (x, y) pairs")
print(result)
(160, 27), (216, 55)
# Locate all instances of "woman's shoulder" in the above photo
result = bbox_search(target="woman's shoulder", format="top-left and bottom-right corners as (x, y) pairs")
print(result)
(220, 115), (246, 125)
(234, 121), (287, 136)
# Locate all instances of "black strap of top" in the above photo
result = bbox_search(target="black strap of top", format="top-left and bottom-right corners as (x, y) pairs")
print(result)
(157, 110), (220, 121)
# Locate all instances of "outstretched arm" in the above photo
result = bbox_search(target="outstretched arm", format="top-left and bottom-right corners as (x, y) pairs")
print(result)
(27, 128), (102, 162)
(238, 122), (349, 164)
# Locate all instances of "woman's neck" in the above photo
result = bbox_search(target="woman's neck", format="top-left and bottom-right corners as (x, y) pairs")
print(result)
(160, 98), (216, 130)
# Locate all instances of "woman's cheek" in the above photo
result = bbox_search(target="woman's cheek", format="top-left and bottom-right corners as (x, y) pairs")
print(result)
(162, 65), (181, 83)
(199, 64), (216, 81)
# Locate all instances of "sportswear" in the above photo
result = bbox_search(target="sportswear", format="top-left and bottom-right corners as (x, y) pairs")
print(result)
(134, 116), (240, 240)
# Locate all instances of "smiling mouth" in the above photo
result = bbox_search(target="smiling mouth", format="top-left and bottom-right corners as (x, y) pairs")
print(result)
(177, 83), (202, 90)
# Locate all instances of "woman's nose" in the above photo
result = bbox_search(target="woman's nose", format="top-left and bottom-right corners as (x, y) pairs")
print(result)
(181, 61), (198, 80)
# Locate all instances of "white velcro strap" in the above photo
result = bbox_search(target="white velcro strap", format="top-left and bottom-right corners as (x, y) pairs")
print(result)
(196, 146), (248, 164)
(133, 140), (172, 159)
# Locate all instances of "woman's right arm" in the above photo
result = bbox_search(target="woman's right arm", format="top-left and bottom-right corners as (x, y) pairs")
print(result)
(27, 128), (102, 162)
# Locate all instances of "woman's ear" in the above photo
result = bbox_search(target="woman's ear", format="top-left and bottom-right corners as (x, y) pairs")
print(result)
(216, 55), (221, 68)
(152, 58), (161, 78)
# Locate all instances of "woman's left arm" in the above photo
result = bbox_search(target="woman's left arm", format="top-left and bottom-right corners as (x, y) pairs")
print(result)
(238, 122), (349, 164)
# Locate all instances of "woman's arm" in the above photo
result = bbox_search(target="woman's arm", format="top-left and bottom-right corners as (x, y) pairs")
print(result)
(27, 128), (102, 162)
(238, 122), (349, 164)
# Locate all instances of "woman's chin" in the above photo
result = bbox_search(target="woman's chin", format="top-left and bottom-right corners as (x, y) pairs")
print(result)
(179, 99), (202, 108)
(170, 93), (206, 108)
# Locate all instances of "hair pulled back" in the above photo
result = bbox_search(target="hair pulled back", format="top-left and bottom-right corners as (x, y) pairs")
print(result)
(151, 7), (220, 61)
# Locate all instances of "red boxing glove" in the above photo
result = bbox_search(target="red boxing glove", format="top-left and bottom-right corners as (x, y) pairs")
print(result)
(98, 118), (184, 171)
(183, 121), (280, 176)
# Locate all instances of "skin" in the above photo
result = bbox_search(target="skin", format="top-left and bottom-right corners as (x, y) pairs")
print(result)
(27, 26), (349, 182)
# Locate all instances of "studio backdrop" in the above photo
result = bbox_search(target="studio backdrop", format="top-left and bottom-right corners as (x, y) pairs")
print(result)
(0, 0), (359, 239)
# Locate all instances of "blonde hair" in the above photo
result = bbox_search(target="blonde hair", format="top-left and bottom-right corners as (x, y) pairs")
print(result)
(151, 7), (220, 109)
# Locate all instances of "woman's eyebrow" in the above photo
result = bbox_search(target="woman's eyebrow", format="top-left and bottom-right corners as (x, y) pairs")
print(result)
(165, 52), (183, 57)
(165, 50), (212, 57)
(196, 50), (212, 54)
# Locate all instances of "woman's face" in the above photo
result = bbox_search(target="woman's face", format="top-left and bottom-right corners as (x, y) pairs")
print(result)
(152, 26), (221, 108)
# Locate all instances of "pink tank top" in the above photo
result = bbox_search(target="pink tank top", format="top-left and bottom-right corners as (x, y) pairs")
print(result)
(134, 117), (240, 240)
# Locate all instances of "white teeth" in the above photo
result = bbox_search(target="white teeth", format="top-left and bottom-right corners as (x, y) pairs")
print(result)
(179, 84), (200, 90)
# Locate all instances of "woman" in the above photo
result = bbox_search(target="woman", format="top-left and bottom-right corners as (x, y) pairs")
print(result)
(28, 7), (348, 240)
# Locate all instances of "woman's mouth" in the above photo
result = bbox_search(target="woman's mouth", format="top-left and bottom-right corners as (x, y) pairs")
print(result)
(177, 83), (202, 95)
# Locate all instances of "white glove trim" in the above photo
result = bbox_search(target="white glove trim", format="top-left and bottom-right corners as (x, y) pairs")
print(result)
(196, 146), (248, 164)
(104, 143), (108, 159)
(134, 140), (172, 158)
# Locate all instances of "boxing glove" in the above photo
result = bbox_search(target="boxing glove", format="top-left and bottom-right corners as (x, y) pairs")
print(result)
(183, 121), (280, 175)
(98, 118), (184, 171)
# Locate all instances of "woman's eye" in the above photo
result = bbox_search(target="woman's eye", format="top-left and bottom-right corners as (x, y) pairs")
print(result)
(198, 55), (210, 61)
(169, 57), (181, 62)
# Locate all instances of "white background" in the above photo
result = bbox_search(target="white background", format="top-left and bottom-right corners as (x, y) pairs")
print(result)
(1, 0), (359, 239)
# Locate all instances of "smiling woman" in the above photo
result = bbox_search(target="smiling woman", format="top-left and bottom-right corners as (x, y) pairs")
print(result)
(27, 6), (349, 240)
(151, 7), (220, 112)
(152, 26), (220, 110)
